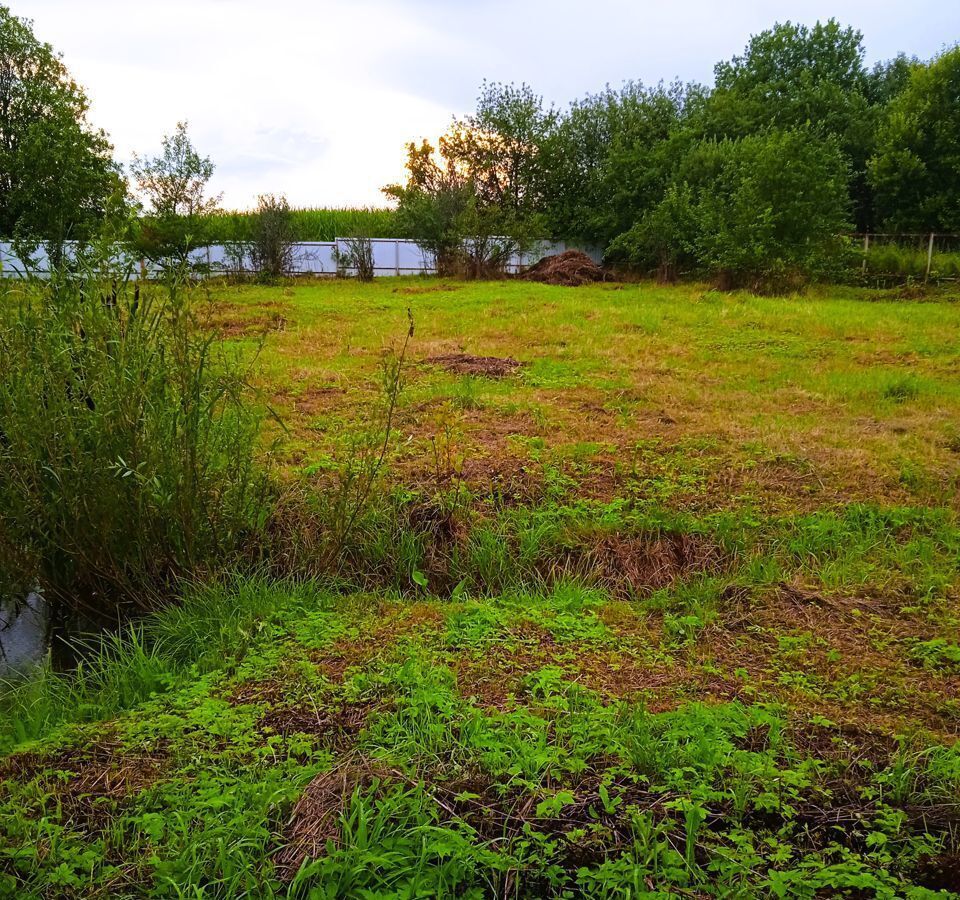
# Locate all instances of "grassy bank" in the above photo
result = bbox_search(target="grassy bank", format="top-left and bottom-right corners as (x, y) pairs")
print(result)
(2, 276), (959, 896)
(2, 570), (959, 896)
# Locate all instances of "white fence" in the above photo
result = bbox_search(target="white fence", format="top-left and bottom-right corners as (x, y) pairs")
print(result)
(0, 239), (598, 279)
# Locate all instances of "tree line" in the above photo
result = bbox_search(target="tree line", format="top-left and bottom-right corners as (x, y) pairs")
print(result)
(1, 6), (958, 289)
(386, 22), (960, 290)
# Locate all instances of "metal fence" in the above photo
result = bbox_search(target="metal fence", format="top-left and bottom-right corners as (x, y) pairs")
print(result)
(0, 238), (598, 279)
(854, 233), (960, 282)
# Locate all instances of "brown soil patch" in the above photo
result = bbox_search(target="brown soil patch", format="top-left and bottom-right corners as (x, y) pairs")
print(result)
(273, 384), (348, 417)
(699, 581), (960, 735)
(425, 353), (522, 378)
(258, 700), (375, 745)
(784, 719), (899, 770)
(1, 739), (167, 833)
(555, 532), (723, 598)
(520, 250), (608, 287)
(916, 853), (960, 893)
(571, 652), (745, 709)
(393, 283), (462, 296)
(210, 307), (289, 339)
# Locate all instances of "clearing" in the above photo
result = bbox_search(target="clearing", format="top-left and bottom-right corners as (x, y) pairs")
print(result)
(2, 277), (960, 897)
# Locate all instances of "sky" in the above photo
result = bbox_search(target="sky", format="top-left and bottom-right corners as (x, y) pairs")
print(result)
(22, 0), (960, 210)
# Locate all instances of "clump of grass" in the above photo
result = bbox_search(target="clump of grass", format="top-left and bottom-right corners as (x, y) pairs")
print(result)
(882, 376), (921, 403)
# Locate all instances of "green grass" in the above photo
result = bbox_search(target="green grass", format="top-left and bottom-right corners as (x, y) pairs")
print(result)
(2, 576), (959, 896)
(3, 276), (960, 896)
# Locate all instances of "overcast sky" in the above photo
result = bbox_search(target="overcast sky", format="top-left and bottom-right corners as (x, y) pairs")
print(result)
(22, 1), (960, 209)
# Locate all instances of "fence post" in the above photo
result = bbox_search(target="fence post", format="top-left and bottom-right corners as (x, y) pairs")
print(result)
(925, 232), (935, 283)
(862, 233), (869, 275)
(395, 239), (400, 277)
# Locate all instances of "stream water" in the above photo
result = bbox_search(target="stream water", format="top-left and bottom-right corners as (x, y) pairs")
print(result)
(0, 593), (51, 674)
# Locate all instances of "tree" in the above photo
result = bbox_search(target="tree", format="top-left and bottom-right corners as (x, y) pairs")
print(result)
(383, 139), (473, 275)
(0, 6), (121, 255)
(868, 47), (960, 233)
(694, 20), (876, 228)
(442, 81), (556, 228)
(385, 82), (557, 276)
(542, 81), (696, 247)
(686, 129), (852, 291)
(130, 121), (221, 265)
(604, 182), (698, 281)
(866, 54), (916, 106)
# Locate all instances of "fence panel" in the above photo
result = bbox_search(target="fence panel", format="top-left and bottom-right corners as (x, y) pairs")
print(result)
(0, 238), (603, 279)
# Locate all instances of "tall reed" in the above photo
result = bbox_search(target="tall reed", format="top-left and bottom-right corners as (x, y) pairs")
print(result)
(0, 251), (271, 623)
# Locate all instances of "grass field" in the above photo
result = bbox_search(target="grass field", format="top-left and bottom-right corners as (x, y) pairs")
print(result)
(2, 278), (960, 896)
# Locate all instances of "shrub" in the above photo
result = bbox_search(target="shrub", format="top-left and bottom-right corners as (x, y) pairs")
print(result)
(687, 129), (853, 292)
(249, 193), (296, 281)
(0, 252), (271, 622)
(335, 236), (375, 281)
(604, 183), (698, 281)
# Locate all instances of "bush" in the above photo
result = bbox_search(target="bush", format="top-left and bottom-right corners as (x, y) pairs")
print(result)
(249, 193), (296, 281)
(335, 236), (375, 281)
(0, 253), (271, 622)
(604, 129), (852, 292)
(688, 130), (853, 292)
(604, 183), (698, 281)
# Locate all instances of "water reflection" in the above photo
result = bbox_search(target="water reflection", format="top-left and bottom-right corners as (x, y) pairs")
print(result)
(0, 593), (50, 674)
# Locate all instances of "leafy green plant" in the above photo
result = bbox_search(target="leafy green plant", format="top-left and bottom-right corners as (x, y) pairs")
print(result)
(0, 253), (271, 624)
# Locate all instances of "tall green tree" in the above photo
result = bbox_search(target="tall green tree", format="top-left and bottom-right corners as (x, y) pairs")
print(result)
(694, 20), (876, 228)
(542, 81), (697, 246)
(130, 121), (221, 265)
(0, 6), (121, 254)
(383, 139), (474, 275)
(385, 84), (554, 275)
(442, 81), (556, 227)
(869, 47), (960, 233)
(687, 129), (852, 290)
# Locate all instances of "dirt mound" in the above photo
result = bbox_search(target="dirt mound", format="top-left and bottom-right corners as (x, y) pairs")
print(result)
(426, 353), (521, 378)
(520, 250), (607, 287)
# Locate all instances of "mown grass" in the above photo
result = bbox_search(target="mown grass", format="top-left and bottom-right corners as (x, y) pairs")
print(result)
(2, 276), (959, 897)
(208, 276), (960, 513)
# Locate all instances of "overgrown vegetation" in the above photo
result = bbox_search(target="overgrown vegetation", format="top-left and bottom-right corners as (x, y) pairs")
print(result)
(2, 6), (960, 896)
(0, 256), (269, 626)
(2, 573), (959, 896)
(2, 275), (959, 895)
